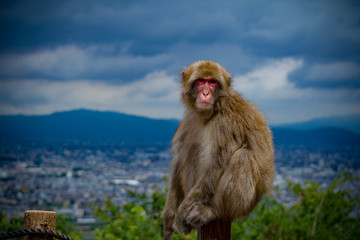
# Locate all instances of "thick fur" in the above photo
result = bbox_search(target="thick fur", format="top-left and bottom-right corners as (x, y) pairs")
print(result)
(163, 60), (275, 239)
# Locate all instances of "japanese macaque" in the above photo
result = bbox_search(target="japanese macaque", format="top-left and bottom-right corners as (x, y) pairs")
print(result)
(163, 60), (275, 239)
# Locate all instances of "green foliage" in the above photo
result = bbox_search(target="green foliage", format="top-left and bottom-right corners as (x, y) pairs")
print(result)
(93, 185), (196, 240)
(0, 210), (23, 232)
(93, 201), (161, 240)
(93, 173), (359, 239)
(231, 171), (360, 240)
(0, 210), (82, 240)
(56, 214), (83, 240)
(3, 172), (357, 240)
(93, 186), (163, 240)
(0, 210), (23, 240)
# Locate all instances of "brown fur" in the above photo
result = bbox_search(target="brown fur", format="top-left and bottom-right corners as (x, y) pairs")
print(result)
(163, 60), (275, 239)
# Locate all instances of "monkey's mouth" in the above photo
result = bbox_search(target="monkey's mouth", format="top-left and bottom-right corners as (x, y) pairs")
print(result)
(197, 101), (212, 109)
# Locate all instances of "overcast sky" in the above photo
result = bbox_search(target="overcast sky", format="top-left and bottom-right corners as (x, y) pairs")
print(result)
(0, 0), (359, 124)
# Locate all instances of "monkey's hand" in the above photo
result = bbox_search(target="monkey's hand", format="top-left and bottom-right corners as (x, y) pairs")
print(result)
(175, 201), (215, 234)
(184, 203), (215, 228)
(173, 213), (192, 236)
(163, 231), (172, 240)
(163, 208), (175, 240)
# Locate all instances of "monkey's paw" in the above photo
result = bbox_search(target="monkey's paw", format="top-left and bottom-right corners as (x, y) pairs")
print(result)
(173, 214), (192, 236)
(163, 231), (172, 240)
(185, 204), (215, 228)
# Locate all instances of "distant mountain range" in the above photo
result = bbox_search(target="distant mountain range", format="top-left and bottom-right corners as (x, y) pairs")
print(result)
(0, 109), (178, 143)
(0, 109), (359, 146)
(273, 114), (360, 134)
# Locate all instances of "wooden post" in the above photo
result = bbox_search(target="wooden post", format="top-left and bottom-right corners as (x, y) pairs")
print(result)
(24, 210), (56, 240)
(197, 219), (231, 240)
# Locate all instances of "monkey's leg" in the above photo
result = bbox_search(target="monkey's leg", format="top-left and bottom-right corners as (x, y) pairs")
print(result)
(174, 169), (223, 232)
(214, 148), (260, 220)
(163, 162), (187, 239)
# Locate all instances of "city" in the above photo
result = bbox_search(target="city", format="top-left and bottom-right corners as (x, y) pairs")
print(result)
(1, 140), (359, 222)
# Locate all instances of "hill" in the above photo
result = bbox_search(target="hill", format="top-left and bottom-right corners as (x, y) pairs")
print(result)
(0, 109), (178, 143)
(274, 114), (360, 134)
(0, 109), (359, 146)
(272, 128), (360, 146)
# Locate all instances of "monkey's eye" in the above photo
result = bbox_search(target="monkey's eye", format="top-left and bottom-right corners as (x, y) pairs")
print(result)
(196, 79), (206, 86)
(195, 79), (218, 87)
(210, 80), (218, 85)
(208, 79), (219, 87)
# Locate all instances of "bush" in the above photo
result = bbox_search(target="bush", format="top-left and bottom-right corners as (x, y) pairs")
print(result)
(231, 171), (360, 239)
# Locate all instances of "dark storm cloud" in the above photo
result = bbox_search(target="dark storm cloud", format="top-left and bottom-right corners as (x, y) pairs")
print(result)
(1, 0), (359, 83)
(0, 0), (359, 121)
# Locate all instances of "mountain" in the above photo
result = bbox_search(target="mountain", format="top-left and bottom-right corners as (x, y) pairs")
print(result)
(273, 114), (360, 134)
(0, 109), (179, 143)
(272, 128), (360, 146)
(0, 109), (359, 146)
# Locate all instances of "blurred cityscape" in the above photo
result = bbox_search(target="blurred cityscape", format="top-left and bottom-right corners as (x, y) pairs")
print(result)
(1, 140), (359, 223)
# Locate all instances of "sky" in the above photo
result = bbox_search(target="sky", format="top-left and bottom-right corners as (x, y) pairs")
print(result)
(0, 0), (359, 125)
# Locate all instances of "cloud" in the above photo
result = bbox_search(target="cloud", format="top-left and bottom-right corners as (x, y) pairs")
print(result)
(234, 58), (304, 100)
(2, 57), (359, 125)
(307, 61), (360, 81)
(0, 0), (359, 124)
(2, 0), (359, 59)
(0, 71), (182, 119)
(1, 1), (359, 81)
(233, 58), (360, 123)
(0, 45), (170, 80)
(0, 43), (257, 82)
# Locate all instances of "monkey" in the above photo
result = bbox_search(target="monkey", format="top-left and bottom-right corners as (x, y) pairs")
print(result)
(162, 60), (275, 239)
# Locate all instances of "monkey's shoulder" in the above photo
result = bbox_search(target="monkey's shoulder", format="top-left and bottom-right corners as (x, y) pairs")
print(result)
(218, 93), (266, 123)
(172, 113), (203, 144)
(212, 93), (271, 145)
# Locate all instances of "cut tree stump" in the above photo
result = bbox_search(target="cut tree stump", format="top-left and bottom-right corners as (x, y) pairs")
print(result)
(24, 210), (56, 240)
(197, 219), (231, 240)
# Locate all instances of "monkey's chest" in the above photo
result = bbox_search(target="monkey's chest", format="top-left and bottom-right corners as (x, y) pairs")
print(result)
(179, 140), (213, 195)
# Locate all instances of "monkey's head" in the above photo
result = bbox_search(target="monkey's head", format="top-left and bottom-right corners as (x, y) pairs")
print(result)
(181, 60), (232, 117)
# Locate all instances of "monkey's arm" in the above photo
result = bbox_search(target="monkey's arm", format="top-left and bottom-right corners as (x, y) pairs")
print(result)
(214, 127), (273, 220)
(213, 147), (263, 218)
(173, 165), (223, 234)
(175, 144), (272, 232)
(163, 157), (188, 239)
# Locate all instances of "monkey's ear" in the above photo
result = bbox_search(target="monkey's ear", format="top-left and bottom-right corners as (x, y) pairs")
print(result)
(181, 68), (192, 87)
(227, 76), (232, 87)
(181, 68), (189, 80)
(221, 68), (232, 87)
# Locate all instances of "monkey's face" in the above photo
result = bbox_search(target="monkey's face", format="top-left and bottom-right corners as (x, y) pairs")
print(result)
(181, 60), (232, 114)
(195, 77), (219, 109)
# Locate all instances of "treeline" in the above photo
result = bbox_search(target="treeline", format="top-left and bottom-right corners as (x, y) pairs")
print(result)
(1, 172), (359, 240)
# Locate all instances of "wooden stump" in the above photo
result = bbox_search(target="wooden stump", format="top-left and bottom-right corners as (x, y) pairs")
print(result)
(197, 219), (231, 240)
(24, 210), (56, 240)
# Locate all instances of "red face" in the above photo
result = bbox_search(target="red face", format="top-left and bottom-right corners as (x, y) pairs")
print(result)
(195, 77), (219, 109)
